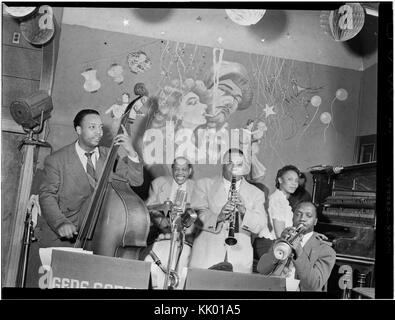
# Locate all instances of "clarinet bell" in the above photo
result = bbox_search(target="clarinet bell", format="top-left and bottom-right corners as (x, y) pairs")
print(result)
(225, 236), (237, 246)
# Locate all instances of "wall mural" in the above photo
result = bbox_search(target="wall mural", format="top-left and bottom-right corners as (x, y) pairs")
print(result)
(71, 34), (352, 180)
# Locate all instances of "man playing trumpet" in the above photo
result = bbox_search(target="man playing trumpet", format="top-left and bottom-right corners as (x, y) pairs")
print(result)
(257, 201), (336, 291)
(189, 148), (272, 273)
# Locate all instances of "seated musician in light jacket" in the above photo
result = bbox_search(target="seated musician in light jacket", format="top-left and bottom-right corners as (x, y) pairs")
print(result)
(144, 156), (197, 289)
(189, 148), (273, 273)
(257, 201), (336, 291)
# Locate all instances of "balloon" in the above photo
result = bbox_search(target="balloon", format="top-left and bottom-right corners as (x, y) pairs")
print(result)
(225, 9), (266, 26)
(336, 88), (348, 101)
(311, 95), (322, 107)
(320, 112), (332, 124)
(320, 3), (365, 42)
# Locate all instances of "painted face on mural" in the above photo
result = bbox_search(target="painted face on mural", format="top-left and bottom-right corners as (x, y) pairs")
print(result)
(206, 79), (242, 126)
(76, 113), (104, 151)
(178, 91), (208, 127)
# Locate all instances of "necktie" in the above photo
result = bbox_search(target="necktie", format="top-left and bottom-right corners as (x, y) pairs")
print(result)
(85, 152), (97, 188)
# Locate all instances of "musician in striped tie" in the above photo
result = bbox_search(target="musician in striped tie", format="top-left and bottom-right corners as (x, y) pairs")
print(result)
(38, 109), (143, 247)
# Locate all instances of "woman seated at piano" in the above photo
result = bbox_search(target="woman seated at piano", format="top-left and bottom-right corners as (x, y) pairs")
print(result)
(269, 165), (301, 239)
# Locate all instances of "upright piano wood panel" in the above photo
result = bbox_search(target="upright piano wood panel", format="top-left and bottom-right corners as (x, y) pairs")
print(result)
(311, 162), (376, 297)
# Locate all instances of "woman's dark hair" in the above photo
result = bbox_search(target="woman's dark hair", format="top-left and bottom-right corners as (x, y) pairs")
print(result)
(73, 109), (100, 130)
(275, 165), (300, 189)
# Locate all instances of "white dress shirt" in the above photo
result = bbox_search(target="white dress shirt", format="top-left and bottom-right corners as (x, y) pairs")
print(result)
(75, 141), (100, 172)
(222, 177), (242, 193)
(286, 231), (314, 291)
(75, 140), (139, 173)
(269, 189), (294, 229)
(168, 180), (187, 203)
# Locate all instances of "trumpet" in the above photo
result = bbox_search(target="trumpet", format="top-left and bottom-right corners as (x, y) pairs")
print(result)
(225, 174), (239, 246)
(273, 224), (306, 260)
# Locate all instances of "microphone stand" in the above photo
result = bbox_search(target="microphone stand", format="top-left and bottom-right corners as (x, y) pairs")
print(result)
(16, 205), (37, 287)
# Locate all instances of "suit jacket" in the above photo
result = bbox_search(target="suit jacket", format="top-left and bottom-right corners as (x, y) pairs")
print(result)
(146, 176), (196, 206)
(189, 177), (270, 273)
(257, 232), (336, 291)
(38, 142), (143, 245)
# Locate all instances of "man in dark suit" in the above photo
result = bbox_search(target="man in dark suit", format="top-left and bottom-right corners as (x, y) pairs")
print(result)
(257, 201), (336, 291)
(38, 109), (143, 247)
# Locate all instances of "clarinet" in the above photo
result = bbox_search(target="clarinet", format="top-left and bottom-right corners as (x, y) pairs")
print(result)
(225, 175), (239, 246)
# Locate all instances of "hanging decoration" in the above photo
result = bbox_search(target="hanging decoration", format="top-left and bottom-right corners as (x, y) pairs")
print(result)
(106, 93), (130, 119)
(19, 5), (55, 45)
(4, 6), (36, 18)
(239, 119), (267, 180)
(310, 95), (322, 107)
(225, 9), (266, 26)
(105, 92), (146, 121)
(127, 51), (152, 74)
(320, 112), (332, 143)
(297, 96), (322, 147)
(107, 63), (124, 84)
(336, 88), (348, 101)
(263, 104), (276, 118)
(81, 68), (101, 93)
(329, 88), (348, 140)
(320, 3), (365, 42)
(320, 112), (332, 124)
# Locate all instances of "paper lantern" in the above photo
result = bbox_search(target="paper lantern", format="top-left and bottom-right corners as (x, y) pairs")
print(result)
(225, 9), (266, 26)
(107, 63), (124, 84)
(81, 68), (101, 93)
(19, 5), (55, 45)
(320, 3), (365, 42)
(311, 95), (322, 107)
(320, 112), (332, 124)
(4, 6), (36, 18)
(336, 88), (348, 101)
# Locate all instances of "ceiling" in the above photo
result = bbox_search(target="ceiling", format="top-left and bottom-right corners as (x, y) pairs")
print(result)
(5, 6), (379, 71)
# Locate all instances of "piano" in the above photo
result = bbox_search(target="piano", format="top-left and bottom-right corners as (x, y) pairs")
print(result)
(310, 161), (376, 297)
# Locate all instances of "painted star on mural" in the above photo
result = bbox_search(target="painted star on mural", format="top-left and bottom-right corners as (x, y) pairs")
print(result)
(264, 104), (276, 118)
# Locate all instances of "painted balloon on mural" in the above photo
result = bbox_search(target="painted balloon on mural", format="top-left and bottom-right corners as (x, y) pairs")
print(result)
(320, 112), (332, 124)
(127, 51), (152, 74)
(311, 95), (322, 107)
(225, 9), (266, 26)
(107, 63), (124, 84)
(320, 3), (365, 42)
(336, 88), (348, 101)
(81, 68), (101, 93)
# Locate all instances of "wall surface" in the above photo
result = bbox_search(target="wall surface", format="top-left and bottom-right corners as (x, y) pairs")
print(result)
(357, 63), (378, 136)
(62, 7), (377, 71)
(50, 24), (363, 194)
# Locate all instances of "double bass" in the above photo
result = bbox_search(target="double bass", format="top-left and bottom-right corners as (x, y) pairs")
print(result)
(74, 83), (150, 260)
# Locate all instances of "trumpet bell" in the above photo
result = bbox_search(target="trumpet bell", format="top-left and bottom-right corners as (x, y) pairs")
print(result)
(273, 240), (292, 260)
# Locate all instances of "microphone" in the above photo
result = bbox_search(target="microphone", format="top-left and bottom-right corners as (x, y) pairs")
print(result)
(180, 207), (197, 228)
(173, 189), (187, 214)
